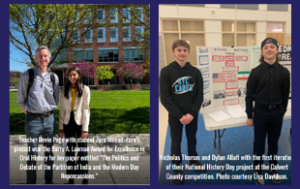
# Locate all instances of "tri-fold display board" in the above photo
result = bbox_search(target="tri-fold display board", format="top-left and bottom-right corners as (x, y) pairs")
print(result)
(197, 45), (291, 112)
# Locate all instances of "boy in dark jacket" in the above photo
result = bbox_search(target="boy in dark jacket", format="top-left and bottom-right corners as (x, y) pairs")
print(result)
(246, 38), (290, 185)
(160, 40), (204, 184)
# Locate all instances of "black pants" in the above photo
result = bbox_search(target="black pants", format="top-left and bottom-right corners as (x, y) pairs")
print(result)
(169, 114), (198, 165)
(253, 106), (284, 167)
(64, 112), (88, 176)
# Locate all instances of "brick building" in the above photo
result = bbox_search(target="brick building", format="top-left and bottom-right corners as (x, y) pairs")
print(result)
(52, 5), (149, 86)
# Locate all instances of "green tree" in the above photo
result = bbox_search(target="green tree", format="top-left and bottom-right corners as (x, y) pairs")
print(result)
(10, 4), (100, 68)
(96, 66), (114, 85)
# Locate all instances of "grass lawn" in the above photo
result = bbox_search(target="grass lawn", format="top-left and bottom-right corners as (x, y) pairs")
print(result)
(10, 90), (150, 134)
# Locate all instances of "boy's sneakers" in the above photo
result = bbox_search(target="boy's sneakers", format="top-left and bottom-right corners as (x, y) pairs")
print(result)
(190, 161), (206, 173)
(269, 164), (281, 184)
(173, 170), (184, 185)
(254, 170), (265, 185)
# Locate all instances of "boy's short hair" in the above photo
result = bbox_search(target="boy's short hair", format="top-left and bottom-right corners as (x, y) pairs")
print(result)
(172, 40), (190, 51)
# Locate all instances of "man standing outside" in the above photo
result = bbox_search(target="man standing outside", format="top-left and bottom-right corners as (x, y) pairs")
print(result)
(160, 40), (204, 185)
(17, 46), (59, 184)
(246, 38), (290, 185)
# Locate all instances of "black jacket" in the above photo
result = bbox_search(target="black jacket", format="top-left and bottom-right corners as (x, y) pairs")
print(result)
(246, 61), (290, 118)
(160, 61), (203, 120)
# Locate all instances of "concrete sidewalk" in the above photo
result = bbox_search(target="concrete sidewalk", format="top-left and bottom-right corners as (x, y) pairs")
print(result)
(10, 134), (149, 185)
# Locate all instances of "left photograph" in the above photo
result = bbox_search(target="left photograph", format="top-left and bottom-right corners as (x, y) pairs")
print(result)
(9, 4), (150, 185)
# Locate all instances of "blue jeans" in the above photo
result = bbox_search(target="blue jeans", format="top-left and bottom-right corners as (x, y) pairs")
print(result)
(25, 114), (55, 184)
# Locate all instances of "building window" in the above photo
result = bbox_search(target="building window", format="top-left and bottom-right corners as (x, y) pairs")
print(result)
(136, 7), (144, 22)
(110, 8), (118, 23)
(220, 4), (236, 9)
(136, 26), (144, 41)
(178, 4), (205, 7)
(236, 4), (258, 10)
(267, 4), (288, 11)
(110, 27), (118, 42)
(124, 47), (144, 62)
(123, 8), (131, 23)
(98, 27), (106, 43)
(123, 26), (131, 42)
(98, 48), (119, 62)
(220, 4), (259, 10)
(83, 76), (94, 85)
(72, 11), (80, 24)
(85, 28), (93, 43)
(97, 9), (105, 23)
(72, 28), (80, 43)
(84, 9), (93, 24)
(72, 48), (94, 63)
(53, 48), (68, 63)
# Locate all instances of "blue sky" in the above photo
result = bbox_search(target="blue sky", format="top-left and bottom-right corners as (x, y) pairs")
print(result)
(9, 28), (33, 72)
(10, 10), (37, 73)
(9, 42), (30, 72)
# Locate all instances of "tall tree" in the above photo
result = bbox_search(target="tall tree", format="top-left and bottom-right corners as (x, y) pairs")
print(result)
(10, 4), (101, 68)
(10, 4), (150, 72)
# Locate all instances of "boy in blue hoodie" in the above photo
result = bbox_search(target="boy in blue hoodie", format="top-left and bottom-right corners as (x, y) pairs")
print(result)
(160, 40), (204, 184)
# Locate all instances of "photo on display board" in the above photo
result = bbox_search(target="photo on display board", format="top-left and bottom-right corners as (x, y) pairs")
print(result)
(202, 98), (212, 108)
(9, 4), (150, 185)
(213, 90), (226, 99)
(159, 4), (291, 185)
(237, 87), (247, 97)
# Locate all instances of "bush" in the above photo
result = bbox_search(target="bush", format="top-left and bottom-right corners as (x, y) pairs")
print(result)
(96, 66), (114, 85)
(10, 78), (20, 86)
(116, 63), (144, 82)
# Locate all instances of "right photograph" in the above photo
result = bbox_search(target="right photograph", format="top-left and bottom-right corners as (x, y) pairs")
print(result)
(159, 4), (291, 185)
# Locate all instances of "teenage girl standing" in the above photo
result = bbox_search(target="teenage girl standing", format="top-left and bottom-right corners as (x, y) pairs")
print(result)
(59, 67), (90, 184)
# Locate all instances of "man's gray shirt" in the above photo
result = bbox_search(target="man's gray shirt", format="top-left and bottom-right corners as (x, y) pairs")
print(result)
(17, 66), (59, 113)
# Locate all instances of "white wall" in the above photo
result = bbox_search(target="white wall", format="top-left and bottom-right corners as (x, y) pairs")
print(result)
(159, 4), (291, 44)
(205, 20), (222, 46)
(159, 4), (291, 69)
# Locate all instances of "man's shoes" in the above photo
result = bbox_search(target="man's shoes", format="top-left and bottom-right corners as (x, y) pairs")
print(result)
(82, 179), (88, 184)
(68, 179), (74, 184)
(190, 161), (206, 173)
(269, 164), (281, 184)
(173, 170), (184, 185)
(254, 170), (265, 185)
(45, 181), (53, 184)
